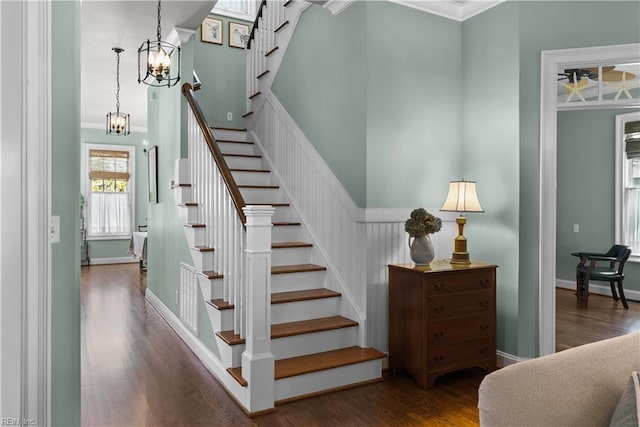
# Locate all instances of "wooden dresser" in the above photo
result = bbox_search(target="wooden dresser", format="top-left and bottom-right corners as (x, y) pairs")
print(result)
(388, 261), (497, 389)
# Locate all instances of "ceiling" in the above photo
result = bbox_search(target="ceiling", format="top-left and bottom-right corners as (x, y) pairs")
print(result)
(81, 1), (215, 133)
(80, 0), (502, 133)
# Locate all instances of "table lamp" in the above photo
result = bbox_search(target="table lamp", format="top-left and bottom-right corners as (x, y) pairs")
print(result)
(440, 180), (484, 264)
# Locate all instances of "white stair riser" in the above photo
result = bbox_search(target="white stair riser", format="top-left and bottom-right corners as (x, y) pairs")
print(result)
(272, 225), (301, 242)
(224, 156), (263, 170)
(271, 297), (340, 324)
(231, 171), (273, 186)
(271, 206), (295, 223)
(272, 326), (358, 360)
(271, 270), (326, 293)
(275, 359), (383, 402)
(197, 275), (213, 301)
(173, 186), (192, 204)
(178, 206), (198, 224)
(184, 227), (205, 247)
(272, 246), (312, 266)
(216, 335), (244, 368)
(239, 187), (284, 204)
(204, 304), (234, 332)
(218, 142), (256, 156)
(211, 129), (247, 141)
(191, 249), (214, 271)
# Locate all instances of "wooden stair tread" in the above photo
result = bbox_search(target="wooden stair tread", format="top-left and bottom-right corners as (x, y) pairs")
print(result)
(208, 299), (234, 310)
(210, 126), (247, 132)
(275, 21), (289, 33)
(217, 315), (357, 345)
(272, 241), (312, 249)
(201, 271), (223, 280)
(265, 47), (279, 57)
(257, 70), (270, 79)
(227, 367), (248, 386)
(230, 168), (270, 173)
(217, 139), (253, 145)
(249, 91), (262, 100)
(227, 346), (385, 386)
(184, 223), (205, 228)
(171, 183), (191, 188)
(242, 111), (254, 118)
(223, 153), (261, 159)
(238, 185), (279, 189)
(284, 0), (293, 6)
(273, 222), (301, 227)
(177, 202), (198, 207)
(271, 288), (340, 305)
(276, 346), (385, 380)
(272, 264), (326, 275)
(192, 246), (215, 252)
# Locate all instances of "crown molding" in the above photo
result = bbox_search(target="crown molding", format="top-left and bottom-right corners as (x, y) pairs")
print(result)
(167, 26), (196, 46)
(324, 0), (356, 16)
(390, 0), (506, 22)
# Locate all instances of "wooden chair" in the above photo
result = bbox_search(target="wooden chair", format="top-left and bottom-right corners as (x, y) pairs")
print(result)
(571, 245), (631, 309)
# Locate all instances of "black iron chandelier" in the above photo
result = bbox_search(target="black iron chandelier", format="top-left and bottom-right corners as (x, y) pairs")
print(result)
(138, 0), (180, 87)
(106, 47), (131, 136)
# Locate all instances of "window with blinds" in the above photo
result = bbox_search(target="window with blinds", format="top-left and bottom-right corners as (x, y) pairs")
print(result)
(619, 116), (640, 255)
(83, 145), (135, 238)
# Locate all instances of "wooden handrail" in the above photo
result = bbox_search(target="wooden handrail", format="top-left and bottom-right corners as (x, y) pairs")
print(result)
(182, 83), (247, 225)
(247, 0), (267, 49)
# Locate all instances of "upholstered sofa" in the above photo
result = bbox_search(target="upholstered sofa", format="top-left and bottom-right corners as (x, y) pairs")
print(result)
(478, 332), (640, 426)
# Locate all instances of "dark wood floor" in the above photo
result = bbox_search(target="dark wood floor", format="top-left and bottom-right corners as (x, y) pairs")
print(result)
(81, 264), (640, 426)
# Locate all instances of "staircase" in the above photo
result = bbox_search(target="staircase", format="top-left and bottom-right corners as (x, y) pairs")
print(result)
(173, 114), (384, 412)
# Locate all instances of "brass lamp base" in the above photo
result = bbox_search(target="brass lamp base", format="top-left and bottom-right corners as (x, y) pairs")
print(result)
(449, 216), (471, 265)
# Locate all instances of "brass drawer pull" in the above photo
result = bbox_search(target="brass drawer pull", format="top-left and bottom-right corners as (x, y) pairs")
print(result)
(433, 331), (444, 339)
(479, 323), (489, 331)
(433, 283), (445, 291)
(478, 300), (489, 308)
(433, 306), (445, 314)
(432, 355), (445, 363)
(479, 278), (489, 286)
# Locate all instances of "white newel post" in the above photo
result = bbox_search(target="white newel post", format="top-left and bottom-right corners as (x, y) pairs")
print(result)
(242, 206), (275, 412)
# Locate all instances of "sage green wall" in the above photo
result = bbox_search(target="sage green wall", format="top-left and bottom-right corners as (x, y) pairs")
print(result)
(461, 1), (520, 356)
(272, 3), (367, 207)
(81, 129), (149, 260)
(146, 38), (220, 354)
(557, 109), (640, 290)
(516, 0), (640, 357)
(366, 2), (461, 208)
(194, 14), (248, 129)
(51, 1), (81, 425)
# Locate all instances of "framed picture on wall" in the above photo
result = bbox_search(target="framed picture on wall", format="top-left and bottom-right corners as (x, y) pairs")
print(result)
(201, 17), (223, 45)
(148, 145), (158, 203)
(229, 21), (250, 49)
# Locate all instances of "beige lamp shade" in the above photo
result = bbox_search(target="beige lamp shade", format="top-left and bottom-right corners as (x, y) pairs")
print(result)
(440, 181), (484, 213)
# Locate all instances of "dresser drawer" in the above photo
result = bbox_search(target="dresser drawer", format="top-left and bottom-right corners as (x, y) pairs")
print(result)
(427, 289), (494, 320)
(428, 337), (494, 372)
(425, 270), (493, 295)
(427, 313), (494, 344)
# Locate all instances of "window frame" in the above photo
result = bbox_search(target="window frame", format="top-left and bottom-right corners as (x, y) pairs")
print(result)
(615, 110), (640, 261)
(82, 143), (136, 240)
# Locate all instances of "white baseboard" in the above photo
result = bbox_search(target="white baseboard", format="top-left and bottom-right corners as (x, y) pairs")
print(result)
(89, 256), (137, 265)
(144, 290), (249, 410)
(496, 350), (530, 368)
(556, 279), (640, 301)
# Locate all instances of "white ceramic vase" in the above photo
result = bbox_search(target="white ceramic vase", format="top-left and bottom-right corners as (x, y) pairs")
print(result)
(408, 234), (435, 265)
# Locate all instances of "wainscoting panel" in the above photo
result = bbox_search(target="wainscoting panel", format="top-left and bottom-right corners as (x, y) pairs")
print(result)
(180, 263), (199, 334)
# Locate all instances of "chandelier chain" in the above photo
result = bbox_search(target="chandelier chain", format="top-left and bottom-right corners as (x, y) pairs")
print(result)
(115, 50), (121, 113)
(156, 0), (162, 43)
